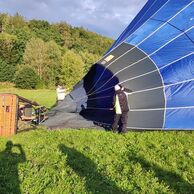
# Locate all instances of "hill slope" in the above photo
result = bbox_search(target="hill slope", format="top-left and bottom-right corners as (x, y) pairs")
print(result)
(0, 13), (113, 88)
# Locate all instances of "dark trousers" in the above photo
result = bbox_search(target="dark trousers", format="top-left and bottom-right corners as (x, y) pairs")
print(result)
(112, 112), (128, 133)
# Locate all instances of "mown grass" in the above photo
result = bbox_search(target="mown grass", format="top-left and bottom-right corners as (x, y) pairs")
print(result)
(0, 130), (193, 194)
(0, 87), (194, 193)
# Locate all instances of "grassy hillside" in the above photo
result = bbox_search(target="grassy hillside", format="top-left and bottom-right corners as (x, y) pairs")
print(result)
(0, 130), (193, 194)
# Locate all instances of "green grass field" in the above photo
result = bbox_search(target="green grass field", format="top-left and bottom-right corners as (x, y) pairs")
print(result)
(0, 86), (56, 108)
(0, 87), (194, 193)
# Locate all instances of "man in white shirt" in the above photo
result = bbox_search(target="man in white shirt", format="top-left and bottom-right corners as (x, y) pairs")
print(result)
(56, 85), (66, 103)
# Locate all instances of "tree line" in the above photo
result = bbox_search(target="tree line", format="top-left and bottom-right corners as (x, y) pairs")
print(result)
(0, 13), (113, 89)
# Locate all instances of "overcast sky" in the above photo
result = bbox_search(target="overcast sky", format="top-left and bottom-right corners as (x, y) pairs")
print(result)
(0, 0), (147, 39)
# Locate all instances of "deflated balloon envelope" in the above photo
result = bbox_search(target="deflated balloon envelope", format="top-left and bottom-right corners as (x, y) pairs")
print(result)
(76, 0), (194, 130)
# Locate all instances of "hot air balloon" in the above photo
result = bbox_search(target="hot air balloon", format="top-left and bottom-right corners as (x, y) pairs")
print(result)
(44, 0), (194, 130)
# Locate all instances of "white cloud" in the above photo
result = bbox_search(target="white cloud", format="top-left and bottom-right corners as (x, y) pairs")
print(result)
(81, 0), (97, 13)
(0, 0), (147, 38)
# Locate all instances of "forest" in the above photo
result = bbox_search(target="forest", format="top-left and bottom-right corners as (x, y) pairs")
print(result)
(0, 13), (113, 89)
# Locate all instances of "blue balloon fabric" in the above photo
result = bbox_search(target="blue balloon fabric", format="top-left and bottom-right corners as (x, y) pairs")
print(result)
(81, 0), (194, 130)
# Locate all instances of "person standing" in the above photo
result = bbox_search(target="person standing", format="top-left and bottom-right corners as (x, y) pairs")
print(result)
(112, 84), (132, 133)
(56, 85), (66, 103)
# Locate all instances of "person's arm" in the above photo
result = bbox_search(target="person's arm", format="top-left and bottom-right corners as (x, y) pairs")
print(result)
(123, 88), (133, 95)
(109, 95), (116, 110)
(110, 95), (116, 110)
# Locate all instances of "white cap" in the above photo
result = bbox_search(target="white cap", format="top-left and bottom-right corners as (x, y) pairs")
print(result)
(114, 84), (120, 91)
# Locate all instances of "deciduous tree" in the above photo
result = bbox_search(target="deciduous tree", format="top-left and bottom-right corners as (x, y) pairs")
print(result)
(60, 50), (84, 89)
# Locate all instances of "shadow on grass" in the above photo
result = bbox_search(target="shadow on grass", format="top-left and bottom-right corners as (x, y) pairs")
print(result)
(0, 141), (26, 194)
(59, 144), (126, 194)
(128, 154), (194, 194)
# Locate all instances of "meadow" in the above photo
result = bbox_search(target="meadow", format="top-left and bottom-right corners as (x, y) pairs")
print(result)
(0, 85), (56, 108)
(0, 87), (193, 194)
